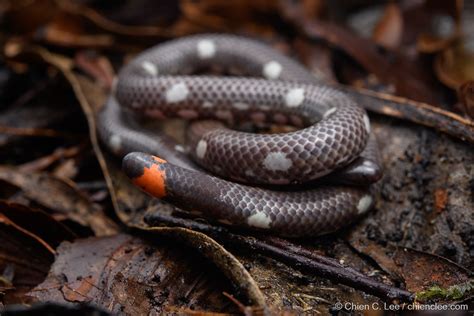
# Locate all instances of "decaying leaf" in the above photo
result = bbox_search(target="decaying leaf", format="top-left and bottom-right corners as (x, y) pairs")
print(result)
(27, 234), (241, 314)
(349, 237), (471, 295)
(458, 80), (474, 118)
(435, 42), (474, 89)
(372, 2), (403, 49)
(0, 167), (119, 236)
(0, 201), (76, 248)
(2, 302), (113, 316)
(0, 207), (54, 304)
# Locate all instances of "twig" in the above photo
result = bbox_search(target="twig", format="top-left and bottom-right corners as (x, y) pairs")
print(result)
(18, 144), (84, 173)
(144, 213), (414, 303)
(338, 85), (474, 143)
(9, 76), (53, 109)
(222, 292), (262, 316)
(262, 236), (367, 278)
(0, 126), (76, 138)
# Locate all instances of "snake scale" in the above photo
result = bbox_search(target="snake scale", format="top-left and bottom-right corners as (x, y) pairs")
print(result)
(98, 34), (383, 237)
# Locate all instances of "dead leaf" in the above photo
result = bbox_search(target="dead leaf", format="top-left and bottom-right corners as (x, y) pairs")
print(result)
(458, 80), (474, 118)
(278, 0), (442, 104)
(293, 38), (335, 82)
(349, 237), (471, 295)
(27, 234), (241, 314)
(0, 78), (75, 149)
(2, 0), (58, 34)
(434, 188), (449, 213)
(0, 211), (53, 304)
(74, 51), (115, 89)
(373, 3), (403, 49)
(40, 12), (114, 48)
(18, 145), (84, 173)
(435, 42), (474, 89)
(0, 167), (119, 236)
(1, 301), (113, 315)
(0, 201), (76, 248)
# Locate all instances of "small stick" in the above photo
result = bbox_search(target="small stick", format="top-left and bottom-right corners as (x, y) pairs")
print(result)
(338, 85), (474, 143)
(144, 213), (414, 303)
(262, 236), (367, 278)
(0, 126), (73, 138)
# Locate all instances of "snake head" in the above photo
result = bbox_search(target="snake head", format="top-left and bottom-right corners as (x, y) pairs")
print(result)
(123, 152), (168, 198)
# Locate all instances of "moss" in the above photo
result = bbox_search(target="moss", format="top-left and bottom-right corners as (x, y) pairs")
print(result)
(415, 280), (474, 301)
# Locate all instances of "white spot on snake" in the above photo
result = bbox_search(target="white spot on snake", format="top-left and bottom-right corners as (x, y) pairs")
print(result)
(357, 195), (373, 214)
(177, 109), (198, 119)
(196, 140), (207, 159)
(323, 107), (337, 119)
(197, 40), (216, 59)
(363, 114), (371, 133)
(263, 152), (292, 171)
(284, 88), (305, 107)
(141, 61), (158, 76)
(233, 102), (249, 110)
(363, 160), (373, 166)
(263, 61), (282, 79)
(247, 211), (272, 229)
(260, 105), (271, 111)
(109, 135), (122, 153)
(202, 101), (214, 108)
(165, 83), (189, 103)
(174, 145), (185, 153)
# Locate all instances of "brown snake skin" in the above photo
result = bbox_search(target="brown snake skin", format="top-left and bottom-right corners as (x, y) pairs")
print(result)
(98, 34), (383, 236)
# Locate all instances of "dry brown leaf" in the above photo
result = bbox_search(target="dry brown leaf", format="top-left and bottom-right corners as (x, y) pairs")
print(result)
(435, 42), (474, 89)
(458, 80), (474, 118)
(27, 234), (242, 314)
(2, 0), (58, 34)
(278, 0), (442, 104)
(0, 201), (76, 248)
(0, 207), (54, 304)
(0, 78), (74, 148)
(74, 51), (115, 89)
(349, 237), (471, 294)
(0, 167), (119, 236)
(18, 145), (83, 173)
(373, 2), (403, 49)
(40, 13), (114, 48)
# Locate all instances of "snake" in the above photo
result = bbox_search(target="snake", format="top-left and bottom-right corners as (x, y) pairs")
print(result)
(98, 34), (383, 237)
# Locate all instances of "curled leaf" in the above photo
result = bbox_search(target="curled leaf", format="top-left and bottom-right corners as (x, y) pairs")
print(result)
(373, 2), (403, 49)
(435, 41), (474, 89)
(458, 80), (474, 118)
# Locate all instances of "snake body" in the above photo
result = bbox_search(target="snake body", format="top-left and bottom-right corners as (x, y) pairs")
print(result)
(98, 34), (382, 236)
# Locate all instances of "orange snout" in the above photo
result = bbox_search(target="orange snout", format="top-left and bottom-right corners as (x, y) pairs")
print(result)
(122, 153), (168, 198)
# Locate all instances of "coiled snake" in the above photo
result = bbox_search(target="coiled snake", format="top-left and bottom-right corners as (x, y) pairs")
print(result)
(98, 34), (383, 237)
